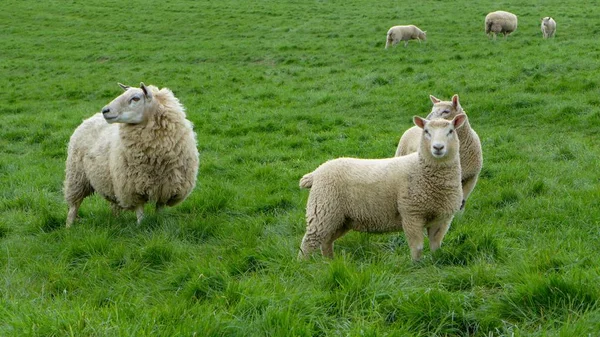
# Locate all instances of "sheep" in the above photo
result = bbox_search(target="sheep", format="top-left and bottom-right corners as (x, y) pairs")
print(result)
(541, 17), (556, 39)
(385, 25), (427, 49)
(298, 114), (467, 261)
(64, 82), (199, 227)
(395, 94), (482, 210)
(485, 11), (518, 39)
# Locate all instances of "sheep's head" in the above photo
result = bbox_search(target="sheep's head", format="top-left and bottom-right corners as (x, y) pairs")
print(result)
(542, 17), (551, 24)
(426, 94), (463, 120)
(414, 114), (466, 160)
(101, 82), (153, 124)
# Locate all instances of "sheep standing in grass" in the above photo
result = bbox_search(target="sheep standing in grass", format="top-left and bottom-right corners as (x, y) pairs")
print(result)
(485, 11), (518, 39)
(395, 95), (482, 210)
(385, 25), (427, 48)
(541, 17), (556, 39)
(298, 114), (467, 261)
(64, 83), (199, 227)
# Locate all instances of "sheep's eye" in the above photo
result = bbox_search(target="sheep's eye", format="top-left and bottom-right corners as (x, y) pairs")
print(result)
(424, 129), (430, 136)
(131, 96), (141, 103)
(448, 129), (454, 135)
(442, 110), (450, 114)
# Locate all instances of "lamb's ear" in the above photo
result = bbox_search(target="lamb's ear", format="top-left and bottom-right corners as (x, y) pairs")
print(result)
(452, 113), (467, 129)
(430, 95), (441, 104)
(118, 83), (130, 91)
(452, 94), (460, 108)
(140, 82), (153, 101)
(413, 116), (427, 129)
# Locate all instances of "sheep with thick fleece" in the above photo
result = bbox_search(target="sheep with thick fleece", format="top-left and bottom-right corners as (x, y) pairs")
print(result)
(395, 94), (482, 210)
(485, 11), (518, 39)
(64, 83), (199, 227)
(385, 25), (426, 48)
(541, 17), (556, 39)
(298, 114), (466, 261)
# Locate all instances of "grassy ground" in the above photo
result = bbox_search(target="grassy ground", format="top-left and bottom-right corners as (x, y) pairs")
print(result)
(1, 0), (600, 336)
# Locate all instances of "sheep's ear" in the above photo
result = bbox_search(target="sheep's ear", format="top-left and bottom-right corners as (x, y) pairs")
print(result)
(118, 83), (130, 91)
(452, 94), (460, 108)
(140, 82), (153, 101)
(452, 114), (467, 129)
(430, 95), (441, 104)
(413, 116), (427, 129)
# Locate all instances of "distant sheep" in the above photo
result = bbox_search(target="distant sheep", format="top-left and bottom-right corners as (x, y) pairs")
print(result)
(298, 114), (467, 261)
(395, 94), (482, 210)
(485, 11), (518, 39)
(541, 17), (556, 38)
(385, 25), (427, 48)
(64, 83), (199, 227)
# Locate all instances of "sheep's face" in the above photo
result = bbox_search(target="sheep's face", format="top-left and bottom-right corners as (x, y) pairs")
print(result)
(414, 114), (466, 159)
(427, 94), (462, 121)
(101, 83), (153, 124)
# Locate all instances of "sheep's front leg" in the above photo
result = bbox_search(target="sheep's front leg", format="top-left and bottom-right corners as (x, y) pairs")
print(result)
(402, 218), (425, 261)
(427, 215), (454, 252)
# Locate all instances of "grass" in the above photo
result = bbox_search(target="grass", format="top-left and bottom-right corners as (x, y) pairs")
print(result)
(1, 0), (600, 335)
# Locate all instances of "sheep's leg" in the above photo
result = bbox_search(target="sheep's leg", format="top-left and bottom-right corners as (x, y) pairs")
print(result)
(427, 215), (453, 252)
(135, 205), (144, 224)
(402, 219), (425, 261)
(461, 175), (479, 209)
(66, 199), (82, 228)
(321, 227), (350, 259)
(404, 40), (409, 47)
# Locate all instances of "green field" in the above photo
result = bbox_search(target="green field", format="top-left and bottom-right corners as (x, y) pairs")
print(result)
(1, 0), (600, 335)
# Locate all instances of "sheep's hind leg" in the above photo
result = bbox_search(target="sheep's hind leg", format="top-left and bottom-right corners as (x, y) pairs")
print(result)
(66, 199), (82, 228)
(321, 226), (350, 259)
(135, 205), (145, 224)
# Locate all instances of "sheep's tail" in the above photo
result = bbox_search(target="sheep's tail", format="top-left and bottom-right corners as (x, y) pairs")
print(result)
(299, 173), (313, 189)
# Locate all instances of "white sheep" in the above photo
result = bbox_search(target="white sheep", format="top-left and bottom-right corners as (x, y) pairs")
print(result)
(541, 17), (556, 39)
(385, 25), (427, 49)
(395, 94), (482, 210)
(298, 114), (467, 261)
(485, 11), (518, 39)
(64, 83), (199, 227)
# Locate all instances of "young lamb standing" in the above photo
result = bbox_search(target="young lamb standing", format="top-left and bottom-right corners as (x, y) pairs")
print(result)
(385, 25), (427, 48)
(298, 114), (467, 261)
(485, 11), (518, 39)
(541, 17), (556, 39)
(395, 94), (482, 210)
(64, 83), (199, 227)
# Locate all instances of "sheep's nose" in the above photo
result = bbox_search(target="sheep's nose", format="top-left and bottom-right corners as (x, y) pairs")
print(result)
(102, 107), (110, 114)
(433, 144), (445, 152)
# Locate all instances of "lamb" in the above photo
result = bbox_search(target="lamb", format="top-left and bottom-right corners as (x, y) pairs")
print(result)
(541, 17), (556, 39)
(64, 83), (199, 227)
(485, 11), (518, 39)
(385, 25), (427, 48)
(298, 114), (467, 261)
(395, 94), (482, 210)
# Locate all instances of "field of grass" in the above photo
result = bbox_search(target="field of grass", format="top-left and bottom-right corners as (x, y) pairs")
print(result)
(1, 0), (600, 335)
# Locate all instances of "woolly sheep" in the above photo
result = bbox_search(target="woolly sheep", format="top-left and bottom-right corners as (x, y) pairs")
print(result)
(298, 114), (467, 261)
(541, 17), (556, 39)
(385, 25), (427, 48)
(485, 11), (518, 39)
(64, 83), (199, 227)
(395, 94), (482, 210)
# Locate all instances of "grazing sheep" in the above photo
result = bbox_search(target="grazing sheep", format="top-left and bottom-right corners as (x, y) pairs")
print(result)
(298, 114), (467, 261)
(485, 11), (518, 39)
(64, 83), (199, 227)
(385, 25), (427, 48)
(395, 94), (482, 210)
(541, 17), (556, 38)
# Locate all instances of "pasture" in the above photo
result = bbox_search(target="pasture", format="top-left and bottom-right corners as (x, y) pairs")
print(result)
(1, 0), (599, 335)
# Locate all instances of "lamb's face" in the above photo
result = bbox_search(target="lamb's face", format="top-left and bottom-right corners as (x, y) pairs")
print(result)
(415, 114), (466, 159)
(426, 95), (462, 121)
(101, 83), (152, 124)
